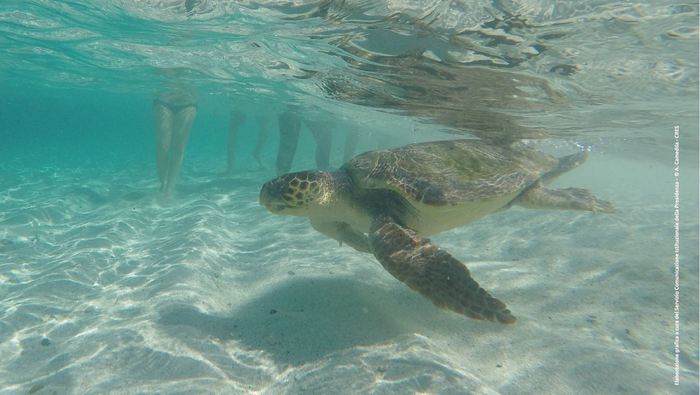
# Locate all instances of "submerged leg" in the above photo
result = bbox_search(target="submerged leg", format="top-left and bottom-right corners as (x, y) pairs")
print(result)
(368, 216), (516, 324)
(516, 183), (615, 213)
(306, 119), (333, 170)
(253, 116), (270, 169)
(163, 106), (197, 194)
(227, 111), (246, 174)
(311, 220), (370, 253)
(276, 111), (301, 175)
(343, 129), (359, 163)
(153, 103), (174, 191)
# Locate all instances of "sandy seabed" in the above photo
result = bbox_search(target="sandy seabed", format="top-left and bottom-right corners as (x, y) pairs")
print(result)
(0, 152), (697, 395)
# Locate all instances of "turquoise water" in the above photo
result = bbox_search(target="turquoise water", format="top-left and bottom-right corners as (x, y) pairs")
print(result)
(1, 1), (698, 394)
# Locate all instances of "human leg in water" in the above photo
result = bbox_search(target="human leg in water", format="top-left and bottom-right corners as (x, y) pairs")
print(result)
(153, 102), (174, 191)
(227, 110), (246, 175)
(343, 129), (359, 163)
(253, 116), (270, 170)
(162, 105), (197, 195)
(276, 111), (301, 175)
(305, 119), (333, 170)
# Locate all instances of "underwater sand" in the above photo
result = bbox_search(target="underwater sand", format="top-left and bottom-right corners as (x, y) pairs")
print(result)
(0, 148), (697, 394)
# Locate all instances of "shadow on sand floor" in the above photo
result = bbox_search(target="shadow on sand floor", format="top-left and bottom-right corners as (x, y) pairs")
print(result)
(157, 277), (418, 365)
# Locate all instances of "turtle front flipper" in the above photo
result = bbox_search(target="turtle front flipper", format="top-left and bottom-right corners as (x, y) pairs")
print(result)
(368, 215), (516, 324)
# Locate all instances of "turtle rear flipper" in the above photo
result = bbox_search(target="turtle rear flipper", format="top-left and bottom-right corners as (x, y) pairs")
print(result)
(369, 215), (516, 324)
(516, 183), (616, 213)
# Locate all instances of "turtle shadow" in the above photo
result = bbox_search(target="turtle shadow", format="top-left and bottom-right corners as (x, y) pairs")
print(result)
(157, 277), (420, 365)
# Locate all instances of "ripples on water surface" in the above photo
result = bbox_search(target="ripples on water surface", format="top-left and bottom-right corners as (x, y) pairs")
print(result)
(0, 1), (698, 394)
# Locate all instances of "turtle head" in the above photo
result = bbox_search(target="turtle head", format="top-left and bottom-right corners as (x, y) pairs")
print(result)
(260, 171), (334, 215)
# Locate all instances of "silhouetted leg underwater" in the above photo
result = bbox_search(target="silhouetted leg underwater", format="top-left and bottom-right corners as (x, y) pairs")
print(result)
(343, 129), (359, 163)
(227, 111), (246, 175)
(253, 116), (270, 170)
(306, 119), (333, 170)
(276, 111), (301, 175)
(153, 103), (174, 191)
(162, 106), (196, 195)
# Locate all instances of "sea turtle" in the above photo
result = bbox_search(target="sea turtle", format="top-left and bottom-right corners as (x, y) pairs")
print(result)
(259, 139), (614, 324)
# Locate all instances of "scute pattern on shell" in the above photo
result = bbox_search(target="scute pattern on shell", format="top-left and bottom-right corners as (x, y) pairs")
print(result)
(344, 140), (559, 205)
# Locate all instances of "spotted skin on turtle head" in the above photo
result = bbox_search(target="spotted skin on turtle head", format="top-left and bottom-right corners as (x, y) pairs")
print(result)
(283, 176), (321, 207)
(259, 171), (330, 214)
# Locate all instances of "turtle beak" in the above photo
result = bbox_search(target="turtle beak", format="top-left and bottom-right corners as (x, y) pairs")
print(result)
(259, 181), (276, 212)
(259, 179), (287, 213)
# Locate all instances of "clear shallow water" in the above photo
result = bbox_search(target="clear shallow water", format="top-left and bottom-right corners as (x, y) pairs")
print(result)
(0, 1), (698, 394)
